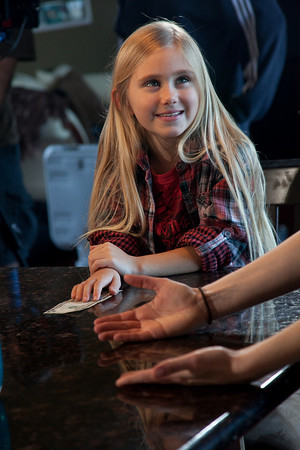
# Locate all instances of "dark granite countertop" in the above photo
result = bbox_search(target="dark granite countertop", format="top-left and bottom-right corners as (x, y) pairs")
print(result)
(0, 267), (299, 450)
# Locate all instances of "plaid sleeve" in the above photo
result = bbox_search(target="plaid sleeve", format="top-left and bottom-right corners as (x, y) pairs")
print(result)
(177, 178), (249, 271)
(177, 225), (248, 271)
(88, 230), (150, 256)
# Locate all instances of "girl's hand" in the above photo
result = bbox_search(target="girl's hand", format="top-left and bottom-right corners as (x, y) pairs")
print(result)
(89, 243), (137, 275)
(71, 268), (121, 301)
(116, 346), (246, 387)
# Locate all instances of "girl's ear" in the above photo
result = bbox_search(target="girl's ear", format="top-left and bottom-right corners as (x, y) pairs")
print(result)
(111, 88), (121, 110)
(112, 88), (134, 115)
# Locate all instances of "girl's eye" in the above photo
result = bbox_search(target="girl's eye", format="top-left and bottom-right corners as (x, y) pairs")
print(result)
(176, 76), (190, 85)
(144, 79), (160, 87)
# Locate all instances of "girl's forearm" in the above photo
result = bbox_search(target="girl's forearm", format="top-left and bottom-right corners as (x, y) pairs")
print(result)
(203, 232), (300, 319)
(235, 319), (300, 382)
(136, 247), (202, 276)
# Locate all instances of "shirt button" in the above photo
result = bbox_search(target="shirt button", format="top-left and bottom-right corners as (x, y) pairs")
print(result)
(177, 162), (185, 170)
(224, 230), (231, 238)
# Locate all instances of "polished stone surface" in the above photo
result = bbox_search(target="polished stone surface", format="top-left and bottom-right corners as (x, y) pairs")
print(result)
(0, 267), (299, 450)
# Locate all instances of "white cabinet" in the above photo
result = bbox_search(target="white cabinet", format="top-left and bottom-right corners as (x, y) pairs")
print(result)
(36, 0), (92, 32)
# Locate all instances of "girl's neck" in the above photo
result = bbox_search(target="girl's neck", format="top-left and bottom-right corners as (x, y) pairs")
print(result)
(149, 151), (179, 174)
(148, 140), (179, 175)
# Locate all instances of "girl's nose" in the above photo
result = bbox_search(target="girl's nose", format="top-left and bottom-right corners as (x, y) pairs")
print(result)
(162, 84), (177, 105)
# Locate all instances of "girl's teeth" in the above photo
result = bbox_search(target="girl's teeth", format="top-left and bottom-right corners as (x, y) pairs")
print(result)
(159, 112), (181, 117)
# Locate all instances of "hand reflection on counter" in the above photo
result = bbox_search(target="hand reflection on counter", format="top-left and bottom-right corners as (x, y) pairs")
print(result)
(93, 283), (155, 318)
(116, 383), (252, 450)
(91, 291), (123, 316)
(96, 333), (244, 368)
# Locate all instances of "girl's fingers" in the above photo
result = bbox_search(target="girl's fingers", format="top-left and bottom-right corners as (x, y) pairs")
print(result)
(108, 275), (121, 295)
(92, 280), (103, 301)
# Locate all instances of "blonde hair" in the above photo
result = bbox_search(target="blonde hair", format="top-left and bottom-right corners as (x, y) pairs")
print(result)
(88, 20), (276, 261)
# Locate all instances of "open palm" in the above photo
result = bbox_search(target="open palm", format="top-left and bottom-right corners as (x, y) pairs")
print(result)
(94, 274), (207, 342)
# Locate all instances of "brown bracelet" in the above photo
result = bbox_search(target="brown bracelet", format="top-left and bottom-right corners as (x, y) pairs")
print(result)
(198, 287), (212, 325)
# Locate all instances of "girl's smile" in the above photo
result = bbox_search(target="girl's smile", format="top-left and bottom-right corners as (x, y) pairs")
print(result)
(155, 111), (184, 121)
(127, 46), (200, 151)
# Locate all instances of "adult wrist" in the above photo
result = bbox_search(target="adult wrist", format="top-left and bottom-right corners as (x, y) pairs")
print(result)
(197, 286), (213, 324)
(232, 347), (262, 383)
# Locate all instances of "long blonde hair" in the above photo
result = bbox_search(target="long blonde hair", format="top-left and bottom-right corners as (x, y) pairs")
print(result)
(88, 20), (276, 260)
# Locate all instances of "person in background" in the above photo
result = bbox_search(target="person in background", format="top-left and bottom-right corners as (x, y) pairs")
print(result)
(115, 0), (287, 135)
(93, 231), (300, 386)
(0, 28), (37, 266)
(251, 0), (300, 161)
(71, 21), (275, 306)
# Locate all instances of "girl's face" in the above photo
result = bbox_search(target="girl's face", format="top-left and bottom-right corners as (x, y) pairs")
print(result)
(127, 46), (200, 151)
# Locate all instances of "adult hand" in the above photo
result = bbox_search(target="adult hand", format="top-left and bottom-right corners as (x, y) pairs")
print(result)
(116, 346), (246, 386)
(89, 243), (137, 275)
(93, 274), (208, 342)
(71, 267), (121, 301)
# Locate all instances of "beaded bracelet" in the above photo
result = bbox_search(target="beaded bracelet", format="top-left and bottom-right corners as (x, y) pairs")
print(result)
(198, 287), (212, 324)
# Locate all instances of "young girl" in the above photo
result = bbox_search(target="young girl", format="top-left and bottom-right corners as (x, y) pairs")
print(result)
(71, 20), (276, 303)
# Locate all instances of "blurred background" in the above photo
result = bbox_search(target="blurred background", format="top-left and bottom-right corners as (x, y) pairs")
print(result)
(2, 0), (299, 267)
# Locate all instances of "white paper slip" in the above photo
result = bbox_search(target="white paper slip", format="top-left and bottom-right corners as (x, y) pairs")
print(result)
(44, 292), (114, 314)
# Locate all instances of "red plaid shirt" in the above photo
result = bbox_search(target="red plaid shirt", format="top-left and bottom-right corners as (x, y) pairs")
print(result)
(89, 149), (250, 271)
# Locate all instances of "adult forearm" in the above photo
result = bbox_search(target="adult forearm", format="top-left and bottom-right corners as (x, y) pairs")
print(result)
(203, 232), (300, 319)
(235, 319), (300, 382)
